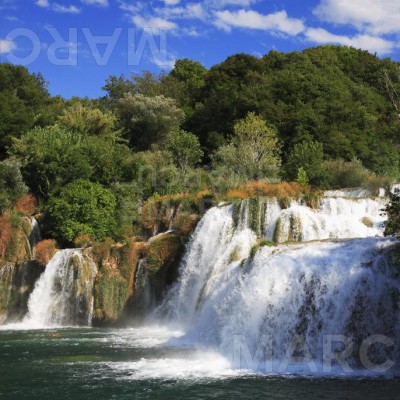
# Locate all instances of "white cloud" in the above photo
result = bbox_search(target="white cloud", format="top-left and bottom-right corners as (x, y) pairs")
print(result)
(157, 3), (207, 20)
(0, 39), (16, 54)
(153, 52), (176, 69)
(164, 0), (181, 5)
(53, 4), (81, 13)
(81, 0), (109, 6)
(36, 0), (50, 7)
(132, 15), (178, 33)
(314, 0), (400, 35)
(207, 0), (257, 7)
(305, 27), (396, 55)
(214, 9), (305, 36)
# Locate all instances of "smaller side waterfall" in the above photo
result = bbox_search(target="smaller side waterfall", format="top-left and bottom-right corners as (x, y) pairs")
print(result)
(29, 217), (41, 259)
(24, 249), (97, 328)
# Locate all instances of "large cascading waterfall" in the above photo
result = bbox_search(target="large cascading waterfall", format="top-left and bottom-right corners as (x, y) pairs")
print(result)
(157, 194), (400, 374)
(24, 249), (97, 327)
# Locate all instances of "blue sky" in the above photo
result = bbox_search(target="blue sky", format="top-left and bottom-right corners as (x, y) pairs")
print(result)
(1, 0), (400, 98)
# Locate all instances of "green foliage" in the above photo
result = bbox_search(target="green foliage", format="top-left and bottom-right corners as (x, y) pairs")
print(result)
(166, 129), (203, 172)
(0, 160), (28, 213)
(250, 239), (275, 258)
(145, 233), (183, 276)
(111, 182), (141, 239)
(168, 58), (207, 110)
(213, 112), (281, 181)
(0, 64), (62, 157)
(116, 94), (184, 150)
(46, 179), (116, 244)
(10, 125), (133, 198)
(296, 167), (309, 186)
(285, 140), (325, 186)
(322, 158), (371, 189)
(384, 190), (400, 237)
(58, 103), (120, 140)
(186, 46), (400, 176)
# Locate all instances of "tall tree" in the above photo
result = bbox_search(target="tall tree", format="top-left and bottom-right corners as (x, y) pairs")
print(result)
(213, 112), (281, 180)
(116, 94), (184, 150)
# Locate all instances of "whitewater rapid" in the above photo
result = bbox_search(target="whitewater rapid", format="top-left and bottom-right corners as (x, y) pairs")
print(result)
(155, 195), (400, 375)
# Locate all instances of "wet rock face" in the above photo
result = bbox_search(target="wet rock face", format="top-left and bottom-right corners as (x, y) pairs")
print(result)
(0, 215), (43, 323)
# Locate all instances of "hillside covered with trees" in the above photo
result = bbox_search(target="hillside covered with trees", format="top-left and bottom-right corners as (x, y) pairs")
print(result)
(1, 45), (400, 246)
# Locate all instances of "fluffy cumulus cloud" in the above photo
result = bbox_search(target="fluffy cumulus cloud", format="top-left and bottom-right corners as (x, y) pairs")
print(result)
(0, 39), (16, 54)
(31, 0), (400, 57)
(131, 15), (178, 33)
(307, 0), (400, 55)
(314, 0), (400, 35)
(121, 0), (305, 38)
(214, 9), (305, 36)
(305, 28), (396, 55)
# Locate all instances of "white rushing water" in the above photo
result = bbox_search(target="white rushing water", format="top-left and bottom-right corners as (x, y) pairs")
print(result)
(156, 195), (400, 375)
(23, 249), (97, 328)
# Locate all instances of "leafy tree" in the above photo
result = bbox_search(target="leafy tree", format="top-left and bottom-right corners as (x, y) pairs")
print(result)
(166, 129), (203, 172)
(285, 140), (325, 186)
(213, 112), (281, 180)
(0, 160), (28, 213)
(10, 125), (132, 198)
(58, 103), (120, 140)
(101, 71), (162, 109)
(131, 150), (181, 199)
(46, 179), (116, 244)
(296, 167), (309, 186)
(167, 59), (207, 110)
(116, 94), (184, 150)
(0, 64), (59, 157)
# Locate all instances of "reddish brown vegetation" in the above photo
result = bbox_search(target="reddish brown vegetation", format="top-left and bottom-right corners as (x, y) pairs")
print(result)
(0, 213), (13, 259)
(226, 181), (313, 200)
(15, 194), (38, 216)
(35, 239), (57, 266)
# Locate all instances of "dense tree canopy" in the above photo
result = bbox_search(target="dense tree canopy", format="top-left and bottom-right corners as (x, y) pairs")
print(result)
(1, 44), (400, 244)
(0, 64), (62, 157)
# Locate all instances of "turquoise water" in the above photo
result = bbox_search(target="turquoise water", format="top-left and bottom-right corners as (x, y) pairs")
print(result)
(1, 327), (400, 400)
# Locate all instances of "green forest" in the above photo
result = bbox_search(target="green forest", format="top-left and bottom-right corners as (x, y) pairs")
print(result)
(1, 44), (400, 246)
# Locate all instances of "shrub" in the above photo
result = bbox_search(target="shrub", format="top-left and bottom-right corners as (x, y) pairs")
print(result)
(172, 213), (200, 237)
(285, 140), (326, 186)
(46, 179), (117, 244)
(0, 160), (28, 213)
(227, 181), (313, 200)
(15, 194), (38, 216)
(74, 234), (94, 248)
(145, 234), (182, 275)
(35, 239), (57, 266)
(0, 213), (13, 259)
(322, 158), (370, 189)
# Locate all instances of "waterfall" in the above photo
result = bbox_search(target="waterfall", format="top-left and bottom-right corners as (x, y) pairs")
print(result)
(157, 195), (400, 373)
(24, 249), (97, 328)
(29, 217), (41, 259)
(271, 197), (386, 243)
